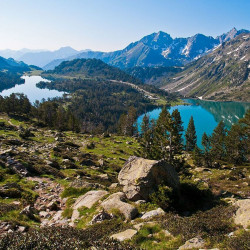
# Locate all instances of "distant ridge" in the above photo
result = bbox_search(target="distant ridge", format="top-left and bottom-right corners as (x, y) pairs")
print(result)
(44, 28), (250, 70)
(162, 33), (250, 102)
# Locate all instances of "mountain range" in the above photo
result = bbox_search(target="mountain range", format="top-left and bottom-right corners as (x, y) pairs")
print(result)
(43, 28), (249, 70)
(0, 56), (32, 72)
(0, 47), (90, 68)
(162, 33), (250, 102)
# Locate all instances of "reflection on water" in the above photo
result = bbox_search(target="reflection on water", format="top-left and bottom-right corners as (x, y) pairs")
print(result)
(137, 99), (250, 147)
(0, 75), (65, 103)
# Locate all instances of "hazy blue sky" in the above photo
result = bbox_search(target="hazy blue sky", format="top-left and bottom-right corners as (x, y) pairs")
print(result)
(0, 0), (249, 51)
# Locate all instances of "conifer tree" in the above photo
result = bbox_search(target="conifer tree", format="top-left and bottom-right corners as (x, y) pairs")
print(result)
(154, 107), (173, 161)
(140, 114), (153, 158)
(226, 123), (248, 164)
(210, 121), (227, 160)
(171, 109), (184, 154)
(202, 132), (212, 167)
(185, 116), (197, 151)
(193, 145), (203, 167)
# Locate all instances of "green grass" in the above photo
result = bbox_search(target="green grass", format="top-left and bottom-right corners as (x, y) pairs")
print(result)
(61, 187), (91, 198)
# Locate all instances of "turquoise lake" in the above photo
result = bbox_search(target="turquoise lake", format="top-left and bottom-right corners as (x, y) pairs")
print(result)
(137, 99), (250, 148)
(0, 75), (65, 103)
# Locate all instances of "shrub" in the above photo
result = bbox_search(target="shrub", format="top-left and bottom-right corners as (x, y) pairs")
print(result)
(149, 185), (175, 211)
(0, 226), (134, 249)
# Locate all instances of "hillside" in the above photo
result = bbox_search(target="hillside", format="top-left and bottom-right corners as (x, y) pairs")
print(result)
(0, 111), (249, 249)
(162, 33), (250, 102)
(0, 56), (40, 91)
(126, 66), (182, 87)
(44, 58), (142, 84)
(44, 28), (249, 70)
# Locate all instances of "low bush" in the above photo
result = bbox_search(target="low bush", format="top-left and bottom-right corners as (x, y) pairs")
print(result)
(0, 226), (135, 249)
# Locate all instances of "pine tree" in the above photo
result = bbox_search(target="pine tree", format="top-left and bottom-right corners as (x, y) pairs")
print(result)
(202, 132), (212, 167)
(210, 121), (227, 160)
(171, 109), (184, 154)
(226, 123), (248, 164)
(185, 116), (197, 151)
(239, 109), (250, 153)
(117, 107), (137, 136)
(193, 145), (203, 167)
(140, 114), (153, 158)
(141, 114), (150, 137)
(154, 107), (173, 161)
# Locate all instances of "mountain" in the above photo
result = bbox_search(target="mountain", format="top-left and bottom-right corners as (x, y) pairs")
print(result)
(0, 56), (33, 91)
(0, 49), (45, 61)
(44, 28), (250, 70)
(162, 33), (250, 102)
(17, 47), (86, 68)
(125, 66), (182, 87)
(0, 56), (31, 72)
(44, 58), (142, 84)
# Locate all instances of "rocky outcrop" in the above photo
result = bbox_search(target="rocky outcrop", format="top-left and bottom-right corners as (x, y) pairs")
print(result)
(90, 210), (114, 225)
(234, 199), (250, 229)
(118, 156), (179, 201)
(141, 208), (165, 220)
(101, 192), (138, 220)
(178, 237), (205, 250)
(111, 229), (137, 242)
(73, 190), (108, 210)
(71, 190), (108, 222)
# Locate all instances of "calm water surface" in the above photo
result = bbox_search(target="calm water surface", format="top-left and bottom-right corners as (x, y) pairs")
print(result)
(137, 99), (250, 147)
(0, 75), (65, 103)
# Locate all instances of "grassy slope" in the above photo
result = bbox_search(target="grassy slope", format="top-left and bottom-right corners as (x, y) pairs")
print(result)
(0, 113), (249, 249)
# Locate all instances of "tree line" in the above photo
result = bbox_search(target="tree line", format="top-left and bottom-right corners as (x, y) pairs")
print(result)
(0, 93), (80, 132)
(137, 107), (249, 165)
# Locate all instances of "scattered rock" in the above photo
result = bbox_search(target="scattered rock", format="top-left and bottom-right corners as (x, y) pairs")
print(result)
(155, 229), (172, 238)
(101, 192), (138, 220)
(73, 190), (108, 210)
(141, 208), (165, 220)
(71, 190), (108, 222)
(234, 199), (250, 229)
(111, 229), (137, 241)
(118, 156), (180, 201)
(20, 205), (37, 219)
(70, 180), (104, 189)
(109, 183), (119, 189)
(47, 201), (59, 211)
(133, 222), (156, 230)
(178, 237), (205, 250)
(98, 174), (109, 180)
(90, 210), (114, 225)
(135, 200), (146, 205)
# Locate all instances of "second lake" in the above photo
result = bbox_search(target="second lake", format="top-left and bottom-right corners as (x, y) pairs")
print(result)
(137, 99), (250, 148)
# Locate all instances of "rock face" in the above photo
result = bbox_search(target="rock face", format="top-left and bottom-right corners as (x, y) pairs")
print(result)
(90, 210), (114, 225)
(73, 190), (108, 210)
(71, 190), (108, 222)
(111, 229), (137, 242)
(141, 208), (165, 220)
(118, 156), (179, 201)
(178, 237), (205, 250)
(101, 192), (138, 220)
(234, 199), (250, 229)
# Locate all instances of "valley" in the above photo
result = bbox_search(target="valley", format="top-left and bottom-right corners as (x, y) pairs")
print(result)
(0, 21), (249, 250)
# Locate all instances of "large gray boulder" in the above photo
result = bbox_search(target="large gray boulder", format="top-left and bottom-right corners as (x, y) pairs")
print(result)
(111, 229), (137, 242)
(178, 237), (205, 250)
(73, 190), (108, 210)
(71, 190), (108, 222)
(141, 208), (165, 220)
(234, 199), (250, 229)
(101, 192), (138, 220)
(118, 156), (179, 201)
